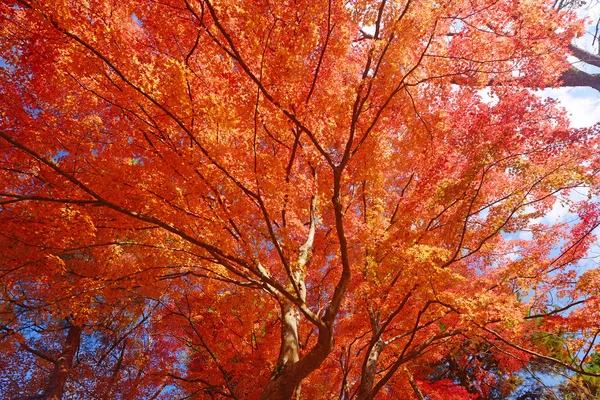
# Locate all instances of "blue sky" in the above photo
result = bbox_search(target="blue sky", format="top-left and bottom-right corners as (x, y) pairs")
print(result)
(542, 3), (600, 129)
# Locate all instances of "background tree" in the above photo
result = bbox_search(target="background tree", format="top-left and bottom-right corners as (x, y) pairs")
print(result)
(1, 0), (600, 399)
(555, 0), (600, 91)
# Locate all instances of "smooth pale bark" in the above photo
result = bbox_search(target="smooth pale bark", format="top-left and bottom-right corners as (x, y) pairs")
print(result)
(260, 326), (334, 400)
(356, 338), (386, 400)
(356, 314), (386, 400)
(261, 300), (303, 400)
(43, 324), (82, 400)
(258, 190), (351, 400)
(273, 300), (301, 378)
(405, 367), (426, 400)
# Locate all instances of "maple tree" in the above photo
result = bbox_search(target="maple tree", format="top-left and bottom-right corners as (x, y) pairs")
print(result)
(2, 0), (600, 399)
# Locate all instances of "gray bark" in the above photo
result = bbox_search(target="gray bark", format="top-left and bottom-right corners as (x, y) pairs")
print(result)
(356, 314), (385, 400)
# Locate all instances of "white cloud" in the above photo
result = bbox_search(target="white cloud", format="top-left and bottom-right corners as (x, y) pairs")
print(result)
(574, 1), (600, 54)
(536, 3), (600, 129)
(537, 87), (600, 128)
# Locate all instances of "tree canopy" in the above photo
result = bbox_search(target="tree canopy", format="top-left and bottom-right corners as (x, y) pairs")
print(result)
(1, 0), (600, 399)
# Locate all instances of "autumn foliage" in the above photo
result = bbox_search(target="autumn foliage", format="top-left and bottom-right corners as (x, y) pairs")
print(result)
(1, 0), (600, 398)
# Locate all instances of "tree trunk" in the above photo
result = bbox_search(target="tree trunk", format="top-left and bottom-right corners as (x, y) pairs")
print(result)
(356, 312), (390, 400)
(260, 196), (319, 399)
(356, 338), (386, 400)
(260, 299), (307, 400)
(272, 300), (301, 379)
(43, 324), (82, 400)
(561, 68), (600, 92)
(260, 326), (333, 400)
